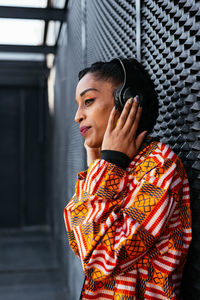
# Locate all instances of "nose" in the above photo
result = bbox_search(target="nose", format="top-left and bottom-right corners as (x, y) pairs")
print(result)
(74, 106), (85, 123)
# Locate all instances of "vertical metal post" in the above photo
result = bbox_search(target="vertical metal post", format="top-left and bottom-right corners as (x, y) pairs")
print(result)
(19, 89), (26, 227)
(136, 0), (141, 62)
(38, 86), (44, 143)
(81, 0), (87, 67)
(81, 0), (88, 169)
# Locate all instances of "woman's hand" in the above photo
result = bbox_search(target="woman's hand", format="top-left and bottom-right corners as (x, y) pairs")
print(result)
(102, 97), (147, 159)
(84, 141), (101, 167)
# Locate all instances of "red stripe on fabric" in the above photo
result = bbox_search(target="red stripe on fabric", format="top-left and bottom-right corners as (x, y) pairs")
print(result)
(93, 201), (104, 221)
(148, 201), (168, 236)
(172, 176), (183, 192)
(67, 199), (75, 210)
(109, 212), (117, 225)
(89, 200), (96, 222)
(76, 181), (80, 198)
(161, 167), (175, 188)
(151, 176), (159, 186)
(151, 261), (170, 275)
(166, 148), (176, 161)
(153, 156), (161, 165)
(168, 221), (182, 231)
(146, 285), (165, 295)
(118, 272), (137, 279)
(92, 164), (108, 192)
(183, 232), (192, 238)
(87, 246), (115, 261)
(80, 227), (88, 252)
(183, 240), (191, 245)
(86, 259), (115, 273)
(74, 227), (85, 261)
(87, 253), (115, 267)
(83, 293), (113, 299)
(155, 257), (178, 269)
(114, 288), (135, 296)
(77, 179), (85, 198)
(115, 280), (136, 287)
(86, 258), (114, 273)
(142, 191), (167, 229)
(86, 161), (101, 189)
(124, 192), (133, 208)
(86, 161), (105, 192)
(164, 147), (171, 158)
(183, 189), (189, 195)
(97, 244), (115, 254)
(64, 209), (71, 231)
(183, 230), (192, 237)
(182, 196), (190, 204)
(157, 240), (168, 253)
(165, 251), (181, 260)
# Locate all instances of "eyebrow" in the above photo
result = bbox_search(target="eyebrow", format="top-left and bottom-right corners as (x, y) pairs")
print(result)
(80, 88), (99, 97)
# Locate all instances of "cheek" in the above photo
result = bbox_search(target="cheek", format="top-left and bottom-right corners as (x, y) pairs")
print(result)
(99, 106), (111, 123)
(96, 107), (113, 135)
(103, 104), (113, 121)
(91, 99), (114, 132)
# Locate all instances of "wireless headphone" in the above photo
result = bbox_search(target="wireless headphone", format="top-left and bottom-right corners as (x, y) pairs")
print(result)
(113, 58), (136, 111)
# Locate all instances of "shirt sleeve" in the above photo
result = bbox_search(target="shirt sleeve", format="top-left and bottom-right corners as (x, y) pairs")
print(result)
(101, 150), (131, 169)
(64, 156), (187, 281)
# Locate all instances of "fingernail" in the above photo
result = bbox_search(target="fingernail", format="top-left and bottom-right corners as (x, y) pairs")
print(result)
(134, 95), (139, 103)
(128, 97), (133, 104)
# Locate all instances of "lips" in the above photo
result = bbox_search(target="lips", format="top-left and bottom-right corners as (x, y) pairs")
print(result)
(80, 126), (91, 136)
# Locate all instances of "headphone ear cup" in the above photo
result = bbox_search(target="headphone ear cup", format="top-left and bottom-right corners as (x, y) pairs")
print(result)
(114, 86), (135, 111)
(122, 87), (135, 104)
(114, 85), (123, 111)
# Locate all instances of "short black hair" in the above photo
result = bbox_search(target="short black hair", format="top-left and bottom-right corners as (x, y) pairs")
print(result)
(78, 58), (158, 134)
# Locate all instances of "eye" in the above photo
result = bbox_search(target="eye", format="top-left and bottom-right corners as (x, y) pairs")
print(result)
(84, 98), (95, 106)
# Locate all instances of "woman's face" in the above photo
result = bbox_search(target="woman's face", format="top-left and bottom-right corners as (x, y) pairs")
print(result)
(75, 73), (116, 148)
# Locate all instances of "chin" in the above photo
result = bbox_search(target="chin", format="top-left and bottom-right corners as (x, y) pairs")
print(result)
(86, 138), (102, 149)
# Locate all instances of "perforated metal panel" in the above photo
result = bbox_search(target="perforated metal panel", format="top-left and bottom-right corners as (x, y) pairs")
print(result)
(141, 1), (200, 297)
(86, 0), (137, 64)
(53, 0), (199, 298)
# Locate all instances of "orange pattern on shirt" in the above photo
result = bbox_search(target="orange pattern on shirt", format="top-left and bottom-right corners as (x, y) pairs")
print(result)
(64, 141), (192, 300)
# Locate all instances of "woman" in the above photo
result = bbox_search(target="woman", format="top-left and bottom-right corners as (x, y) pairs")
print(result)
(64, 58), (192, 299)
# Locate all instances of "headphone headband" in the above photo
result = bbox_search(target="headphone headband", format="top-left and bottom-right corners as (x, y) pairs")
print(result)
(113, 58), (134, 111)
(116, 59), (127, 108)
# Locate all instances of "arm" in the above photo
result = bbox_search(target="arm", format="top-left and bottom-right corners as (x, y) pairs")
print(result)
(64, 150), (184, 281)
(84, 96), (146, 168)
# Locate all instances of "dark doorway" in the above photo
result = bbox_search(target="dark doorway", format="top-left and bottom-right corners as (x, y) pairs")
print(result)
(0, 86), (47, 228)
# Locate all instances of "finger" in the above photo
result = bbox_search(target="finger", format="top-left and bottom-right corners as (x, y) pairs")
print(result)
(135, 130), (148, 151)
(129, 106), (143, 137)
(113, 108), (121, 128)
(106, 106), (120, 131)
(123, 96), (140, 132)
(117, 97), (134, 129)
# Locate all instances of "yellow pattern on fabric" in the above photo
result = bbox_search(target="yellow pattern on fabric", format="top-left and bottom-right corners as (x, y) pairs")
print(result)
(64, 140), (192, 300)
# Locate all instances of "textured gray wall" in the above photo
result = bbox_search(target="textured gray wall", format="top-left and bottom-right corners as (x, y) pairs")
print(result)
(53, 1), (86, 299)
(53, 0), (199, 299)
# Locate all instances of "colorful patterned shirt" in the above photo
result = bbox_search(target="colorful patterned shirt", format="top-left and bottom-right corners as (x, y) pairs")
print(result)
(64, 140), (192, 299)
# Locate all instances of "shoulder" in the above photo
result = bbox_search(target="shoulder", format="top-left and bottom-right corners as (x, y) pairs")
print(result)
(154, 141), (178, 162)
(151, 141), (186, 178)
(142, 139), (182, 167)
(130, 140), (187, 185)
